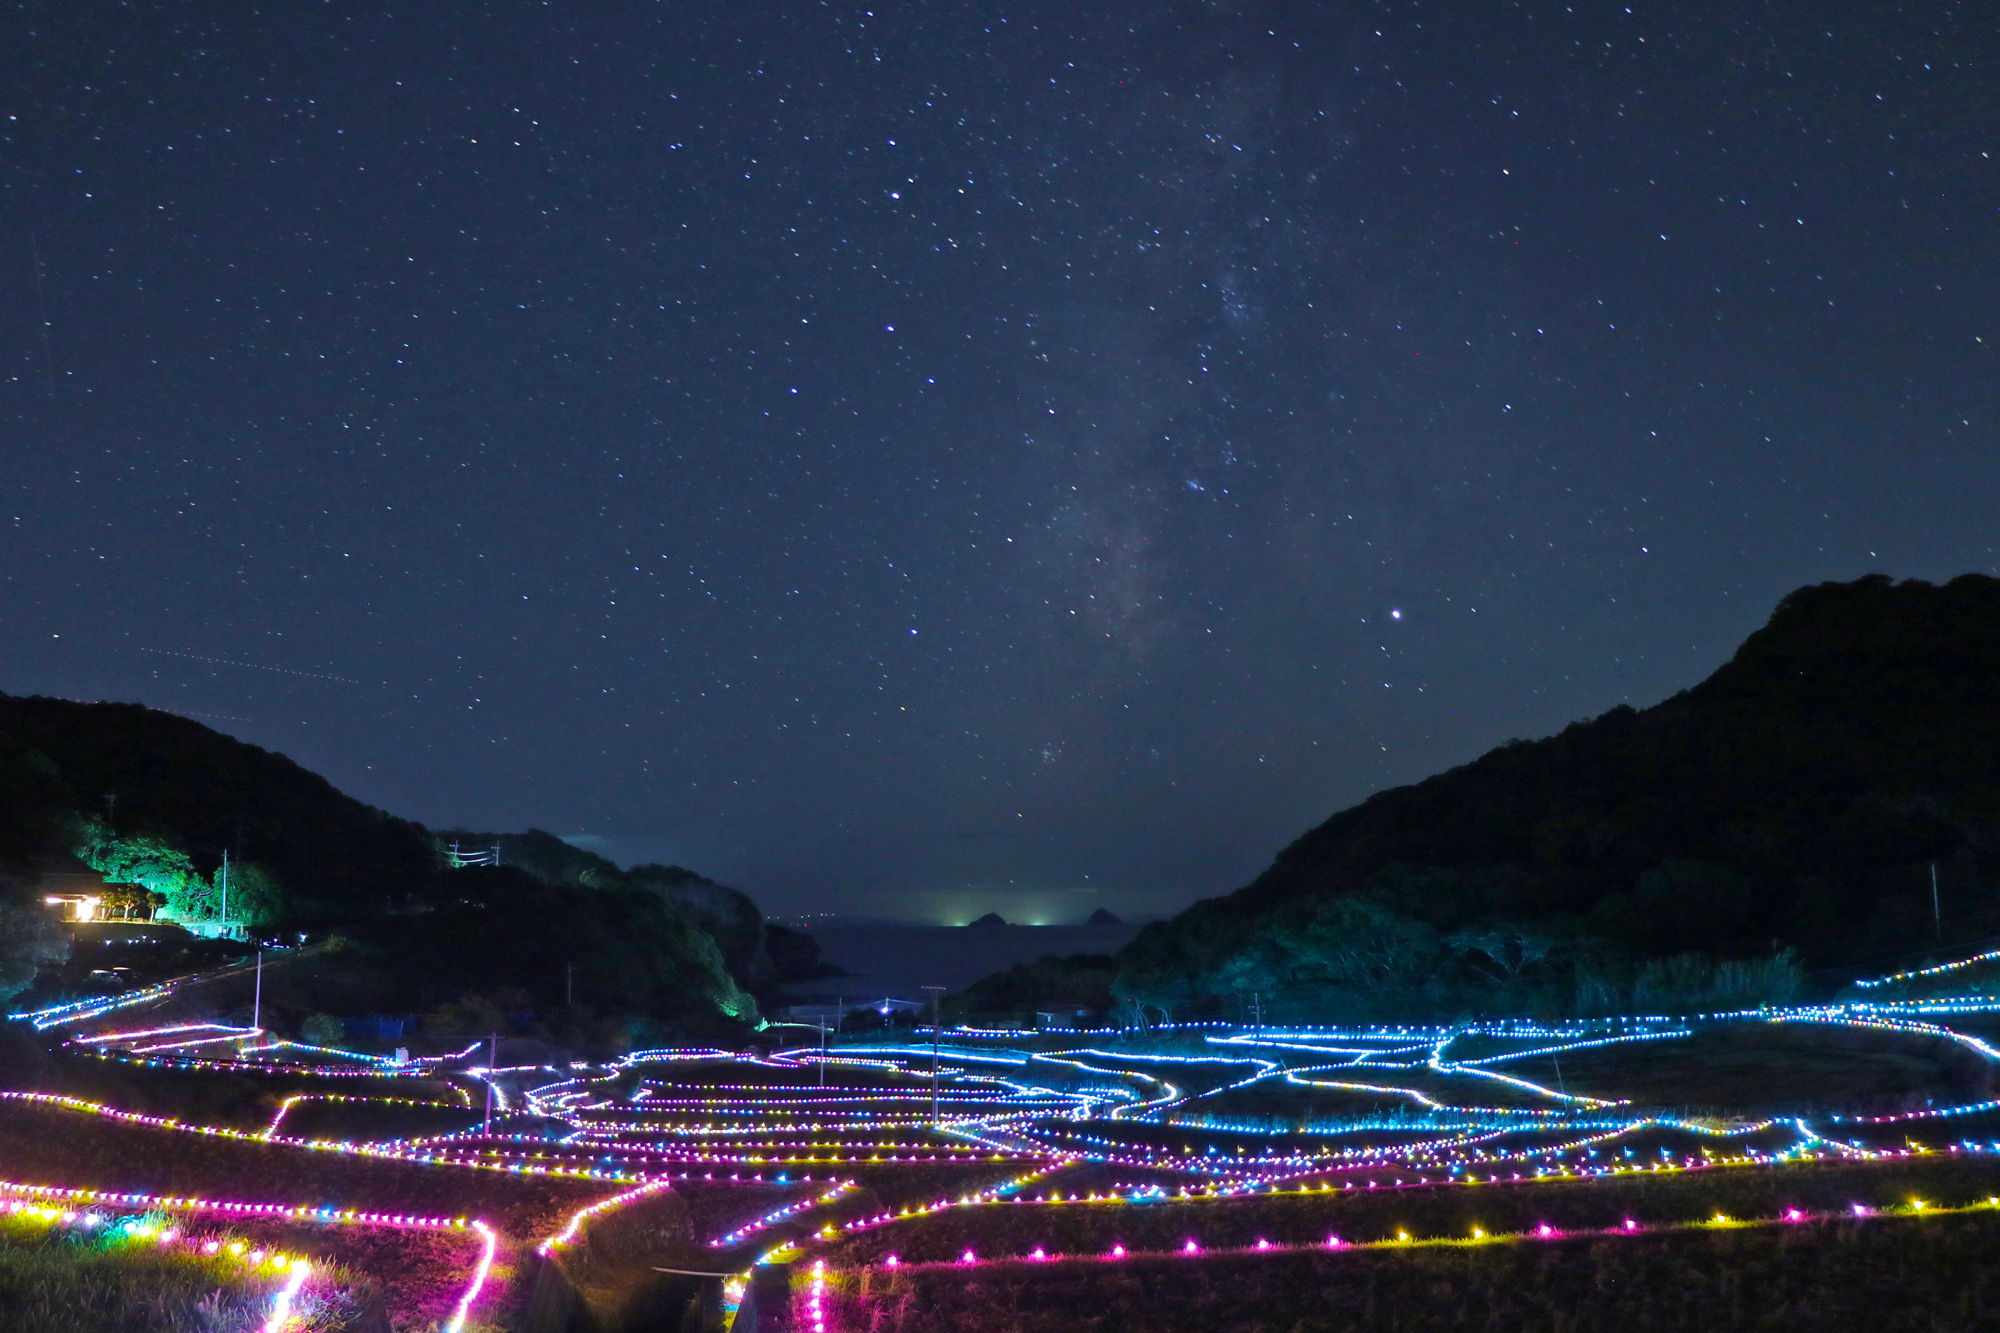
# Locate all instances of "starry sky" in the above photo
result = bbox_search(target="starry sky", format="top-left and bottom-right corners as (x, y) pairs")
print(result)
(2, 2), (1994, 923)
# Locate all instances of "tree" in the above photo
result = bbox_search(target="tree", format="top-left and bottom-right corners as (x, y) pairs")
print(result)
(1217, 896), (1442, 1001)
(0, 902), (69, 1003)
(77, 829), (212, 919)
(1447, 926), (1557, 982)
(217, 861), (286, 930)
(1628, 859), (1754, 954)
(358, 865), (762, 1031)
(96, 882), (157, 922)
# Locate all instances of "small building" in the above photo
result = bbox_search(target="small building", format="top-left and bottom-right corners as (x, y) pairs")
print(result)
(33, 855), (151, 923)
(43, 892), (104, 922)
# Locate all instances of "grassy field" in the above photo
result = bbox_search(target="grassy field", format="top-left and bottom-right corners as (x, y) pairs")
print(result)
(819, 1152), (2000, 1265)
(1495, 1024), (1986, 1115)
(209, 1216), (488, 1333)
(273, 1097), (480, 1144)
(0, 1223), (357, 1333)
(818, 1209), (2000, 1332)
(31, 1050), (462, 1133)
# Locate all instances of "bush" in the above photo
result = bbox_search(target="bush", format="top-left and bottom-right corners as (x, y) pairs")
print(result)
(1634, 950), (1806, 1012)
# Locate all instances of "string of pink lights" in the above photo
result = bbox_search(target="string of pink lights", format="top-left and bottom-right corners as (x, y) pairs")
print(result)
(0, 1178), (497, 1333)
(848, 1192), (2000, 1274)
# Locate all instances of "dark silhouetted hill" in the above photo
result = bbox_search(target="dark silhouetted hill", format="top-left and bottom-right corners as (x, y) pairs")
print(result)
(0, 695), (433, 923)
(947, 953), (1117, 1022)
(1115, 574), (2000, 1021)
(0, 696), (758, 1034)
(435, 827), (836, 990)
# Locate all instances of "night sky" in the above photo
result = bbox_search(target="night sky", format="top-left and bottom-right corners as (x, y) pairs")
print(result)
(3, 2), (1994, 922)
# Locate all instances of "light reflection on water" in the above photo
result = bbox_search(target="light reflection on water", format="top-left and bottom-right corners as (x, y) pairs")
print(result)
(780, 919), (1147, 1002)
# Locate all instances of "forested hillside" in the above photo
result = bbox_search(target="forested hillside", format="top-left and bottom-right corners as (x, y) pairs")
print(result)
(1116, 575), (2000, 1022)
(0, 695), (758, 1034)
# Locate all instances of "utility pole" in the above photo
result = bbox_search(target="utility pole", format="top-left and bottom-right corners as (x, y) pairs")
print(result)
(484, 1033), (496, 1132)
(1931, 863), (1942, 940)
(922, 986), (946, 1127)
(218, 850), (229, 936)
(817, 1014), (826, 1086)
(251, 949), (263, 1034)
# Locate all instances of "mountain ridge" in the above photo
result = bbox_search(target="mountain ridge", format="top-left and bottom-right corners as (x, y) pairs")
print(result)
(1112, 574), (2000, 1021)
(0, 693), (765, 1034)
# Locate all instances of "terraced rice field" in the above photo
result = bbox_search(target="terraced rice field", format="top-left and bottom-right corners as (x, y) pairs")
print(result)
(11, 958), (2000, 1328)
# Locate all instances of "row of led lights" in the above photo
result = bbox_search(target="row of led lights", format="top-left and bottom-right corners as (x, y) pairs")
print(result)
(836, 1191), (1992, 1276)
(711, 1182), (856, 1248)
(1, 1040), (1974, 1332)
(528, 1040), (1936, 1200)
(754, 1139), (1935, 1286)
(1, 1198), (310, 1333)
(35, 1030), (1994, 1246)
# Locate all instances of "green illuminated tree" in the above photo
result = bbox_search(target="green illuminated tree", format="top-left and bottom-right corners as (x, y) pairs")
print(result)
(76, 827), (214, 921)
(215, 860), (285, 929)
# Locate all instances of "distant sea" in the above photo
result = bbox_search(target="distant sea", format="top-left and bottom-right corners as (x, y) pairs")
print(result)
(782, 919), (1148, 1004)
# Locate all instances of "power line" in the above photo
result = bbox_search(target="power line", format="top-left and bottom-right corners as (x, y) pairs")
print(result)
(139, 647), (364, 684)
